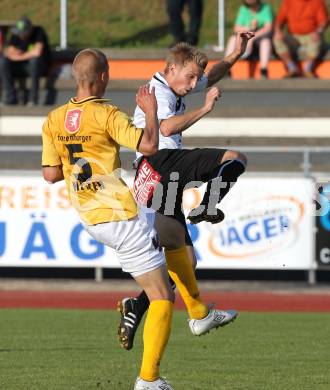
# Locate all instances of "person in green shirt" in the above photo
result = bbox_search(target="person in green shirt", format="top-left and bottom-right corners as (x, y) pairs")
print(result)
(225, 0), (274, 78)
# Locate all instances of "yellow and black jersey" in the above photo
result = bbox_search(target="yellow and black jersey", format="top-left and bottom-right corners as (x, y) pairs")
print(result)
(42, 96), (143, 225)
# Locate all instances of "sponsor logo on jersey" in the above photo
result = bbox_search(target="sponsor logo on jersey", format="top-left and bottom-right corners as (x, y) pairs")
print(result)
(65, 109), (82, 134)
(133, 159), (161, 206)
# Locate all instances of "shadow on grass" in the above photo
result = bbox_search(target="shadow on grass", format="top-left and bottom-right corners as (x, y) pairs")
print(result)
(110, 23), (169, 47)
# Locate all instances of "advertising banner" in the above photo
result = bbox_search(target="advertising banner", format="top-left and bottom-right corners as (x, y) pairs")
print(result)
(183, 177), (314, 270)
(315, 183), (330, 268)
(0, 174), (314, 270)
(0, 176), (116, 267)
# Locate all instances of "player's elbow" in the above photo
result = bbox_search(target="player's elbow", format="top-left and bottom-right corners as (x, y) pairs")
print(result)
(160, 125), (172, 137)
(43, 174), (58, 184)
(42, 167), (63, 184)
(138, 133), (159, 156)
(141, 143), (158, 156)
(43, 172), (58, 184)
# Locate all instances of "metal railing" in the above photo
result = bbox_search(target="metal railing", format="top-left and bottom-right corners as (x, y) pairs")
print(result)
(2, 144), (329, 176)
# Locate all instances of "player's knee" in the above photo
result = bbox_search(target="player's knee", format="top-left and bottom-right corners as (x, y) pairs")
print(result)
(221, 150), (247, 167)
(237, 152), (247, 167)
(159, 229), (186, 250)
(163, 240), (185, 250)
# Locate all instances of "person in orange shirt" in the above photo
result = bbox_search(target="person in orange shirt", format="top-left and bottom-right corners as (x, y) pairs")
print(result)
(273, 0), (329, 78)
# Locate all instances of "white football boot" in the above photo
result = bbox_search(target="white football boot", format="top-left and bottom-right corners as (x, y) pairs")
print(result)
(134, 377), (174, 390)
(189, 308), (238, 336)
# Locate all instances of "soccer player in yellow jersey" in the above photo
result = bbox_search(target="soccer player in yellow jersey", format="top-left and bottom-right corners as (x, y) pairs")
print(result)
(42, 48), (175, 390)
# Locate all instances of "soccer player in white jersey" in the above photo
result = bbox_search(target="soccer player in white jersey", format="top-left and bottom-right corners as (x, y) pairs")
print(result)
(42, 48), (176, 390)
(117, 31), (254, 352)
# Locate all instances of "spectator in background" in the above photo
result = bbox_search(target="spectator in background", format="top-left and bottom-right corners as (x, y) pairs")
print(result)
(166, 0), (203, 46)
(0, 29), (3, 54)
(0, 16), (51, 105)
(225, 0), (273, 79)
(273, 0), (329, 78)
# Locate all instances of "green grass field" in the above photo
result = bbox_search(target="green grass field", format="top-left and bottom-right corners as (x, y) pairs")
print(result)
(0, 309), (330, 389)
(1, 0), (330, 48)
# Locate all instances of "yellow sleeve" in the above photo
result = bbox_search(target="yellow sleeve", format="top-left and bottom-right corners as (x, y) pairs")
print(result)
(42, 118), (61, 167)
(106, 108), (143, 150)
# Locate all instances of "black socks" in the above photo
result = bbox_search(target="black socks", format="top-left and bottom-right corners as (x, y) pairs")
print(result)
(200, 159), (246, 214)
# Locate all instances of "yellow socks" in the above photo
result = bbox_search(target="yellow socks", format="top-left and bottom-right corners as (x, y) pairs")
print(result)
(140, 300), (173, 382)
(165, 246), (208, 320)
(139, 247), (208, 381)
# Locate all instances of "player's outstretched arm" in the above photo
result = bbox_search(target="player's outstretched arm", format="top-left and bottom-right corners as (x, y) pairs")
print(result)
(206, 30), (255, 87)
(42, 166), (64, 184)
(136, 85), (159, 156)
(160, 87), (221, 137)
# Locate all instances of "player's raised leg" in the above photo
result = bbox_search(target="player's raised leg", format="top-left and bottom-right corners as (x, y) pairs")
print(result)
(165, 245), (238, 336)
(188, 149), (247, 224)
(118, 215), (237, 352)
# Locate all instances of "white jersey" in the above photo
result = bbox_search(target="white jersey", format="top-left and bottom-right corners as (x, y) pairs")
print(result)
(134, 71), (208, 158)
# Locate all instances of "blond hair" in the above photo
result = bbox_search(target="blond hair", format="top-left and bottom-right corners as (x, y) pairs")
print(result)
(164, 42), (208, 74)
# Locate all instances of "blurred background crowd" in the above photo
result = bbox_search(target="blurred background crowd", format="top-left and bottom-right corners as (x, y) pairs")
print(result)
(0, 0), (329, 106)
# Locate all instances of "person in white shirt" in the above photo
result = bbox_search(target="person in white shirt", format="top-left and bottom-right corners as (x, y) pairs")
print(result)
(117, 31), (254, 354)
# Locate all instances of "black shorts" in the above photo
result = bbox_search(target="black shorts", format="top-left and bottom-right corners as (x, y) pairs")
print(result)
(134, 148), (227, 245)
(145, 148), (225, 187)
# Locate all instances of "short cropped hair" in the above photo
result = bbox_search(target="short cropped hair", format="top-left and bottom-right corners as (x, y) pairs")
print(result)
(164, 42), (208, 74)
(72, 48), (108, 84)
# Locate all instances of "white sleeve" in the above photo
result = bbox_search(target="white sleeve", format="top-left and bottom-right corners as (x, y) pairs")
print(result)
(133, 85), (176, 128)
(155, 86), (177, 120)
(191, 74), (208, 94)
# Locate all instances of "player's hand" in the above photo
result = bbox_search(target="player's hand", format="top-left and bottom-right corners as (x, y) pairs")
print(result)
(136, 85), (158, 114)
(234, 29), (255, 57)
(204, 86), (221, 113)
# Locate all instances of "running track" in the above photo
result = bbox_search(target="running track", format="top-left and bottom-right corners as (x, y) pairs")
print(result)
(1, 291), (330, 312)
